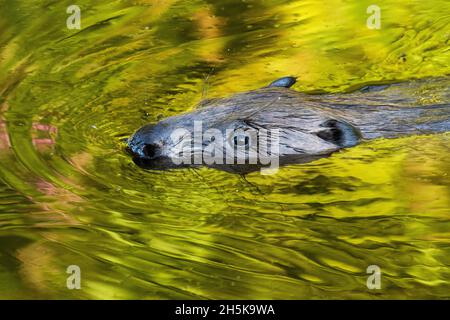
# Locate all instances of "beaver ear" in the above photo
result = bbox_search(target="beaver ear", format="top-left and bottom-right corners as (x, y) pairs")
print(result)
(267, 76), (297, 88)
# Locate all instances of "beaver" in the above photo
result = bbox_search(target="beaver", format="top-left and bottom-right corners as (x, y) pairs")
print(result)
(127, 76), (449, 173)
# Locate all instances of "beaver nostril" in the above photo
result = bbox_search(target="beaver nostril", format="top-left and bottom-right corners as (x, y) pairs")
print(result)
(142, 144), (159, 158)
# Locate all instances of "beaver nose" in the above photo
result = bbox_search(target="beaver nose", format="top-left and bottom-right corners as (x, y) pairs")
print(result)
(142, 143), (160, 159)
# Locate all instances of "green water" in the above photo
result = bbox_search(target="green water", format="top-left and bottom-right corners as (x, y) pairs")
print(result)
(0, 0), (449, 299)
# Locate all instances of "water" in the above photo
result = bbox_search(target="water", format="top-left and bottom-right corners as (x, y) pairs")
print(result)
(0, 0), (449, 299)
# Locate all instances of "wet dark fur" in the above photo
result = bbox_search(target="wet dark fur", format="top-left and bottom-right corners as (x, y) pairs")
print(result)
(127, 77), (449, 173)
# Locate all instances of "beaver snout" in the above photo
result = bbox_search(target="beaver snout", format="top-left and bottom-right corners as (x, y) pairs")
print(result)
(126, 122), (166, 160)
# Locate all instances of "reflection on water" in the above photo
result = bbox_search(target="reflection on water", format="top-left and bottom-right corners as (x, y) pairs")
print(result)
(0, 0), (449, 299)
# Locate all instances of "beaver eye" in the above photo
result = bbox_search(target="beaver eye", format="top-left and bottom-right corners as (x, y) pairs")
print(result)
(316, 127), (342, 143)
(317, 119), (361, 147)
(316, 120), (342, 143)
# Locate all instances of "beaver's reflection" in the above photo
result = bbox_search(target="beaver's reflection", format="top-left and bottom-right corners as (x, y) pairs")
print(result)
(129, 149), (326, 174)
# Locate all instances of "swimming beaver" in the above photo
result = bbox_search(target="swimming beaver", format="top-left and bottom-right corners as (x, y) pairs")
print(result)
(127, 76), (449, 173)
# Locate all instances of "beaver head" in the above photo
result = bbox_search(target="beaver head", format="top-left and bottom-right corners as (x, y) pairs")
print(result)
(127, 77), (361, 173)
